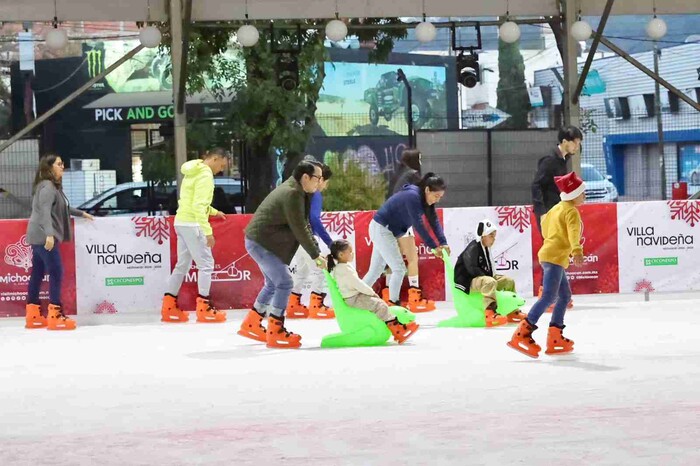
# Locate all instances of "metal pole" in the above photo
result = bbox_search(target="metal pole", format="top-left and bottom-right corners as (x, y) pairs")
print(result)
(170, 0), (188, 188)
(654, 46), (667, 200)
(562, 0), (581, 174)
(0, 45), (144, 156)
(573, 0), (615, 104)
(597, 34), (700, 113)
(176, 0), (192, 115)
(487, 130), (493, 205)
(397, 69), (414, 148)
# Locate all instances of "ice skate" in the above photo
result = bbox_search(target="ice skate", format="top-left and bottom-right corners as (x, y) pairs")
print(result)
(507, 319), (541, 358)
(506, 309), (528, 323)
(161, 293), (189, 323)
(485, 308), (508, 327)
(308, 292), (335, 319)
(196, 296), (226, 323)
(386, 318), (419, 344)
(267, 315), (301, 348)
(381, 287), (391, 305)
(545, 325), (574, 355)
(406, 287), (435, 313)
(285, 292), (309, 319)
(47, 304), (76, 331)
(25, 303), (47, 329)
(237, 308), (267, 342)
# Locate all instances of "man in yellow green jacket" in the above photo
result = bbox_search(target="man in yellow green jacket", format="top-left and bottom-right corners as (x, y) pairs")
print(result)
(161, 148), (228, 324)
(508, 171), (585, 359)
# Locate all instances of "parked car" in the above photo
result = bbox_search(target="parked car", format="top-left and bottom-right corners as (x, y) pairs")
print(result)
(582, 163), (618, 203)
(690, 190), (700, 200)
(78, 178), (243, 217)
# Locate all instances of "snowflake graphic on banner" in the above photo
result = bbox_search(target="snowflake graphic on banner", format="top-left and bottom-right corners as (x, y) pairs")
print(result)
(94, 300), (118, 314)
(321, 212), (354, 239)
(667, 200), (700, 227)
(132, 216), (170, 244)
(496, 206), (531, 233)
(634, 279), (655, 293)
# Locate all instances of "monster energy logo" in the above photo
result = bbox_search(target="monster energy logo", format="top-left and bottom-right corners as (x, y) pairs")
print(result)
(86, 49), (103, 78)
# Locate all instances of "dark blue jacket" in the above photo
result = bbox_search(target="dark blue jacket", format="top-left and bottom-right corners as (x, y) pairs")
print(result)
(310, 191), (333, 248)
(373, 185), (446, 250)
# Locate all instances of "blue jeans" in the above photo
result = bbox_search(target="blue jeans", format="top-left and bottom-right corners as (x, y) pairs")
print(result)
(526, 262), (571, 328)
(27, 244), (64, 306)
(245, 237), (294, 318)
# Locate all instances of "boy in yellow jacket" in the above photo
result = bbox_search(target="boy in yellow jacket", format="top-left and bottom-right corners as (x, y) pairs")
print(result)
(508, 172), (585, 358)
(161, 148), (228, 323)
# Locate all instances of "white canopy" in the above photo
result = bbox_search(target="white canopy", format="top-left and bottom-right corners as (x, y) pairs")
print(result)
(3, 0), (700, 22)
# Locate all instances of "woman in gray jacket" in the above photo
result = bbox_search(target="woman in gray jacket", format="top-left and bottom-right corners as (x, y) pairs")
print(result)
(25, 154), (93, 330)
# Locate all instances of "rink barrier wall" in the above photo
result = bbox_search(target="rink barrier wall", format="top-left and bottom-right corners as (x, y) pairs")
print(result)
(0, 201), (698, 317)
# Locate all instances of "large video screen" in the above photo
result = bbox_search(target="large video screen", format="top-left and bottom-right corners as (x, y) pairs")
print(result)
(316, 61), (448, 137)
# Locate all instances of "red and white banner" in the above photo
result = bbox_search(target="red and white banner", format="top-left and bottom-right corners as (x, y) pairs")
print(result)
(0, 219), (77, 317)
(531, 203), (619, 295)
(2, 200), (699, 318)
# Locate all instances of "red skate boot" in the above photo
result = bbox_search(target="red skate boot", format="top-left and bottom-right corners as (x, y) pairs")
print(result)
(507, 319), (541, 358)
(161, 293), (189, 323)
(386, 318), (419, 344)
(506, 309), (528, 324)
(286, 292), (309, 319)
(237, 308), (267, 342)
(381, 288), (391, 305)
(406, 287), (435, 313)
(196, 296), (226, 323)
(545, 325), (574, 355)
(47, 304), (76, 331)
(266, 315), (301, 348)
(25, 303), (47, 329)
(485, 306), (508, 327)
(308, 292), (335, 319)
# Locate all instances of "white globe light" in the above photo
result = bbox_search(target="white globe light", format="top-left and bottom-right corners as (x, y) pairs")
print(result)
(499, 21), (521, 44)
(646, 17), (667, 40)
(45, 28), (68, 50)
(325, 19), (348, 42)
(237, 24), (260, 47)
(139, 25), (162, 48)
(571, 20), (593, 41)
(415, 21), (437, 43)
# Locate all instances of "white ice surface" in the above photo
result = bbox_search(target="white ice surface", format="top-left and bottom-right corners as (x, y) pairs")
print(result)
(1, 293), (699, 466)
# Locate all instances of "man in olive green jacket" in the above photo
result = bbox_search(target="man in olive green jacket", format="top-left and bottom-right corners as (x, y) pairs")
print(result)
(238, 161), (325, 348)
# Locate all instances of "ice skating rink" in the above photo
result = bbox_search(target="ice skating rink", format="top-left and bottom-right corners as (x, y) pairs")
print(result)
(1, 293), (699, 466)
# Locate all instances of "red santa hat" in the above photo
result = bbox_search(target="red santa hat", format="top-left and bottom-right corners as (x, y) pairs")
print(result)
(555, 172), (586, 201)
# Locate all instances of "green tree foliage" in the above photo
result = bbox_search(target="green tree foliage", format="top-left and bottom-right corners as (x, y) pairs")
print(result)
(322, 153), (386, 212)
(496, 37), (531, 129)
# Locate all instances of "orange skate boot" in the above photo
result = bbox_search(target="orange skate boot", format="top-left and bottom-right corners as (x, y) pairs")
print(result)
(237, 308), (267, 342)
(506, 309), (528, 324)
(386, 319), (419, 344)
(485, 308), (508, 327)
(266, 315), (301, 348)
(161, 293), (189, 323)
(545, 325), (575, 355)
(507, 319), (541, 358)
(47, 304), (76, 331)
(381, 288), (391, 305)
(285, 292), (309, 319)
(308, 292), (335, 319)
(25, 303), (47, 329)
(196, 296), (226, 323)
(406, 287), (435, 313)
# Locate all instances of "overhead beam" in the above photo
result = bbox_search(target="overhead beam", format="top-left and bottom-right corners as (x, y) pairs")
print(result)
(0, 45), (144, 156)
(573, 0), (615, 104)
(597, 34), (700, 113)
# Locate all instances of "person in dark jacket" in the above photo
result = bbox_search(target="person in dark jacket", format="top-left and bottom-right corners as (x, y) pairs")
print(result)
(531, 126), (583, 231)
(454, 219), (527, 326)
(383, 149), (424, 307)
(25, 154), (94, 331)
(238, 161), (325, 349)
(363, 173), (449, 313)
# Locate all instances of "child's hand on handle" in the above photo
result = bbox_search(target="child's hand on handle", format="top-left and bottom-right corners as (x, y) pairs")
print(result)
(433, 245), (451, 258)
(573, 253), (584, 267)
(314, 256), (327, 270)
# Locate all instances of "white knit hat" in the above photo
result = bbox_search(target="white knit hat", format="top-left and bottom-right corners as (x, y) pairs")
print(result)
(476, 219), (497, 238)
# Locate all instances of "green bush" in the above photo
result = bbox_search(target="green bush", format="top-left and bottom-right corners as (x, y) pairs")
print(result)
(323, 153), (386, 212)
